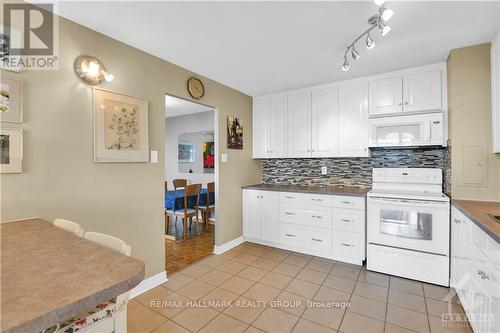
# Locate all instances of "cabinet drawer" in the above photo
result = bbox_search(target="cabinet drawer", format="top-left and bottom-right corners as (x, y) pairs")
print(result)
(280, 223), (332, 255)
(303, 194), (333, 207)
(333, 231), (364, 262)
(280, 204), (333, 229)
(333, 196), (365, 210)
(333, 208), (364, 233)
(279, 192), (304, 203)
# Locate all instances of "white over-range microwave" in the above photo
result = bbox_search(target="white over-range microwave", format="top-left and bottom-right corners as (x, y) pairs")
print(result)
(368, 113), (444, 148)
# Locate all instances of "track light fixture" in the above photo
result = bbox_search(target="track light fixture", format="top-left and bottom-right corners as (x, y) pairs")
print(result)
(341, 2), (394, 71)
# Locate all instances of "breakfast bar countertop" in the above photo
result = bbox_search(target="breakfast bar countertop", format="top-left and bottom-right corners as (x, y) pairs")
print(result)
(0, 218), (145, 333)
(242, 183), (370, 197)
(452, 199), (500, 244)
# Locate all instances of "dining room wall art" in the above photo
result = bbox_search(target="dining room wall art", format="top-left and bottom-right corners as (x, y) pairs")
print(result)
(203, 141), (215, 169)
(178, 142), (195, 163)
(227, 116), (243, 149)
(0, 127), (23, 173)
(93, 88), (149, 162)
(0, 74), (23, 123)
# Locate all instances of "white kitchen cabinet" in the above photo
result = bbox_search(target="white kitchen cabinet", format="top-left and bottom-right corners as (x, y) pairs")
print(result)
(311, 87), (338, 157)
(243, 189), (279, 242)
(287, 91), (312, 158)
(369, 76), (403, 116)
(492, 32), (500, 153)
(252, 98), (268, 158)
(269, 96), (287, 158)
(338, 82), (369, 157)
(403, 70), (442, 113)
(252, 96), (287, 158)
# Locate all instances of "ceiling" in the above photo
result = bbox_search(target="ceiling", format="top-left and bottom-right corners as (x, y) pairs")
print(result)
(165, 95), (213, 118)
(56, 1), (500, 97)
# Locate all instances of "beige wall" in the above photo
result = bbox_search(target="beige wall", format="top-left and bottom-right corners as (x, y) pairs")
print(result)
(0, 14), (260, 277)
(447, 43), (500, 201)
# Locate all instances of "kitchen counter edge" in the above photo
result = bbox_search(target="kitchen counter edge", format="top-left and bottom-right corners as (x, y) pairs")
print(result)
(242, 184), (369, 197)
(452, 200), (500, 244)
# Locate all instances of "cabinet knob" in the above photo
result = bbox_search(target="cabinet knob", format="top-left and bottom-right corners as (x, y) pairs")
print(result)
(454, 219), (461, 224)
(404, 101), (409, 105)
(398, 102), (402, 106)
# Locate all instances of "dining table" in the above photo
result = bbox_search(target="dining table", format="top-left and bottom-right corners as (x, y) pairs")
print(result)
(0, 218), (145, 333)
(165, 188), (215, 211)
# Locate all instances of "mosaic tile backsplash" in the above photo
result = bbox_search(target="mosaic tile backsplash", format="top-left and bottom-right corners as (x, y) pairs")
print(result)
(261, 147), (451, 195)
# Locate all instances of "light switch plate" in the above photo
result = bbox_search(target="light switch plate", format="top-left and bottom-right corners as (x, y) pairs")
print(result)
(221, 153), (228, 162)
(150, 150), (158, 163)
(321, 166), (327, 175)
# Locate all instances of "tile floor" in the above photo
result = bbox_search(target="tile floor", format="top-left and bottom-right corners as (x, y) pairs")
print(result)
(129, 242), (472, 333)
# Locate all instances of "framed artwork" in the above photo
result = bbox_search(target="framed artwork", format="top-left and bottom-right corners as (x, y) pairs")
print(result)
(203, 141), (214, 169)
(0, 127), (22, 173)
(0, 75), (23, 123)
(93, 88), (149, 162)
(0, 25), (22, 73)
(227, 116), (243, 149)
(178, 142), (195, 163)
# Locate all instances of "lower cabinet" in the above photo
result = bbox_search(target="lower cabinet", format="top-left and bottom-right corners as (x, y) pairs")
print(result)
(243, 189), (366, 265)
(451, 206), (500, 333)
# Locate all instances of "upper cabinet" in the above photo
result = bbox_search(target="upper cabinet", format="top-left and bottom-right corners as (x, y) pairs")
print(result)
(311, 88), (338, 157)
(252, 96), (287, 158)
(492, 32), (500, 154)
(369, 76), (403, 116)
(287, 92), (312, 158)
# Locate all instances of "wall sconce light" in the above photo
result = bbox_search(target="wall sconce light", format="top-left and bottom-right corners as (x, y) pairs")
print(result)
(74, 55), (114, 85)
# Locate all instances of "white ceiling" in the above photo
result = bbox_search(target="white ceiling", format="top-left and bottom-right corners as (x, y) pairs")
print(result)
(56, 1), (500, 97)
(165, 95), (213, 118)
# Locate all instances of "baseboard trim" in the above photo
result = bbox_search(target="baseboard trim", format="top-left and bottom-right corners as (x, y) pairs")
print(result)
(213, 236), (244, 255)
(129, 271), (167, 299)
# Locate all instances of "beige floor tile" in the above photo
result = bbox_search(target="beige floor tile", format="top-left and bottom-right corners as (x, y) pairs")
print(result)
(177, 280), (216, 300)
(340, 311), (385, 333)
(151, 319), (190, 333)
(273, 291), (309, 317)
(251, 257), (281, 270)
(181, 263), (214, 279)
(389, 289), (427, 313)
(200, 287), (240, 311)
(305, 258), (336, 273)
(218, 260), (247, 274)
(357, 270), (390, 288)
(386, 304), (430, 333)
(234, 253), (260, 265)
(259, 271), (293, 289)
(330, 264), (360, 280)
(253, 308), (300, 333)
(171, 307), (219, 332)
(322, 274), (356, 293)
(244, 283), (281, 303)
(428, 314), (473, 333)
(135, 286), (172, 308)
(233, 243), (255, 252)
(284, 253), (313, 267)
(426, 298), (465, 318)
(263, 248), (291, 262)
(200, 255), (228, 268)
(220, 275), (256, 295)
(245, 326), (266, 333)
(145, 292), (191, 319)
(219, 249), (241, 260)
(237, 266), (268, 282)
(313, 286), (351, 304)
(223, 296), (266, 324)
(390, 276), (424, 296)
(423, 283), (452, 301)
(199, 269), (233, 287)
(199, 313), (249, 333)
(163, 273), (194, 291)
(272, 262), (303, 277)
(245, 246), (272, 257)
(353, 281), (388, 303)
(127, 300), (167, 333)
(292, 318), (336, 333)
(302, 306), (345, 330)
(296, 268), (328, 285)
(347, 294), (387, 321)
(285, 278), (321, 298)
(385, 323), (420, 333)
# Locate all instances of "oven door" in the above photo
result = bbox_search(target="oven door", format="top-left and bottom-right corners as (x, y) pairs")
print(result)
(367, 196), (450, 255)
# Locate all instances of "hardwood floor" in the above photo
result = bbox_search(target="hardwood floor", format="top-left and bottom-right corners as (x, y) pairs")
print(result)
(165, 220), (215, 275)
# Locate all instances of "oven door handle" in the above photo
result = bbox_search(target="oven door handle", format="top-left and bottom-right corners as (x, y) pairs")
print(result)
(368, 197), (448, 208)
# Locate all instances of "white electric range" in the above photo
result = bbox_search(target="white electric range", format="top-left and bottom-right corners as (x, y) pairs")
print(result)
(367, 168), (450, 286)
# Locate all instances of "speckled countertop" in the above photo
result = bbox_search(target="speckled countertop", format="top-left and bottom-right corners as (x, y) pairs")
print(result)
(242, 183), (369, 197)
(452, 200), (500, 244)
(0, 219), (145, 333)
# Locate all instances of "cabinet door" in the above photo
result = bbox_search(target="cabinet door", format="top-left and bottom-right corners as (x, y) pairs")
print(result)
(338, 82), (369, 157)
(492, 33), (500, 153)
(287, 91), (312, 158)
(311, 87), (338, 157)
(252, 98), (270, 158)
(243, 190), (261, 239)
(369, 76), (403, 116)
(269, 96), (287, 158)
(260, 191), (279, 243)
(403, 70), (442, 112)
(451, 208), (465, 286)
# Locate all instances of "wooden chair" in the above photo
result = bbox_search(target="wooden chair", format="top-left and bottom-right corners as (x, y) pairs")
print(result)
(198, 182), (215, 228)
(164, 181), (168, 192)
(53, 218), (85, 237)
(173, 178), (187, 190)
(172, 183), (202, 240)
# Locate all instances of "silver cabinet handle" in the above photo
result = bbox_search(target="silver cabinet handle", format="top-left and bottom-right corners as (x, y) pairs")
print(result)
(341, 201), (352, 204)
(311, 198), (323, 201)
(341, 243), (354, 247)
(454, 219), (462, 224)
(285, 212), (296, 216)
(285, 196), (295, 199)
(312, 238), (323, 242)
(312, 216), (323, 219)
(285, 234), (296, 238)
(341, 219), (352, 223)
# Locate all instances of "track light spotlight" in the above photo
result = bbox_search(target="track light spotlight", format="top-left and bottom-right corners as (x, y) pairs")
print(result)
(366, 33), (375, 49)
(351, 47), (360, 60)
(374, 0), (386, 6)
(378, 20), (391, 36)
(342, 58), (350, 71)
(379, 7), (394, 22)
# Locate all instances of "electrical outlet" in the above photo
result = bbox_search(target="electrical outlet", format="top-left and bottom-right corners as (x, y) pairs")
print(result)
(321, 166), (327, 175)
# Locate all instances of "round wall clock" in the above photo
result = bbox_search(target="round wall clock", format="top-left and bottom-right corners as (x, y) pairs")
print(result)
(187, 77), (205, 99)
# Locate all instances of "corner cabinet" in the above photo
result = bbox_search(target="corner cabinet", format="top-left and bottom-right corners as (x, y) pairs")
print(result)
(492, 32), (500, 153)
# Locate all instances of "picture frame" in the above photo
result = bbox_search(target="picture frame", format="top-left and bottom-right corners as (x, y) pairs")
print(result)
(227, 116), (243, 149)
(0, 127), (23, 173)
(0, 74), (23, 123)
(178, 142), (195, 163)
(93, 88), (149, 162)
(0, 25), (23, 73)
